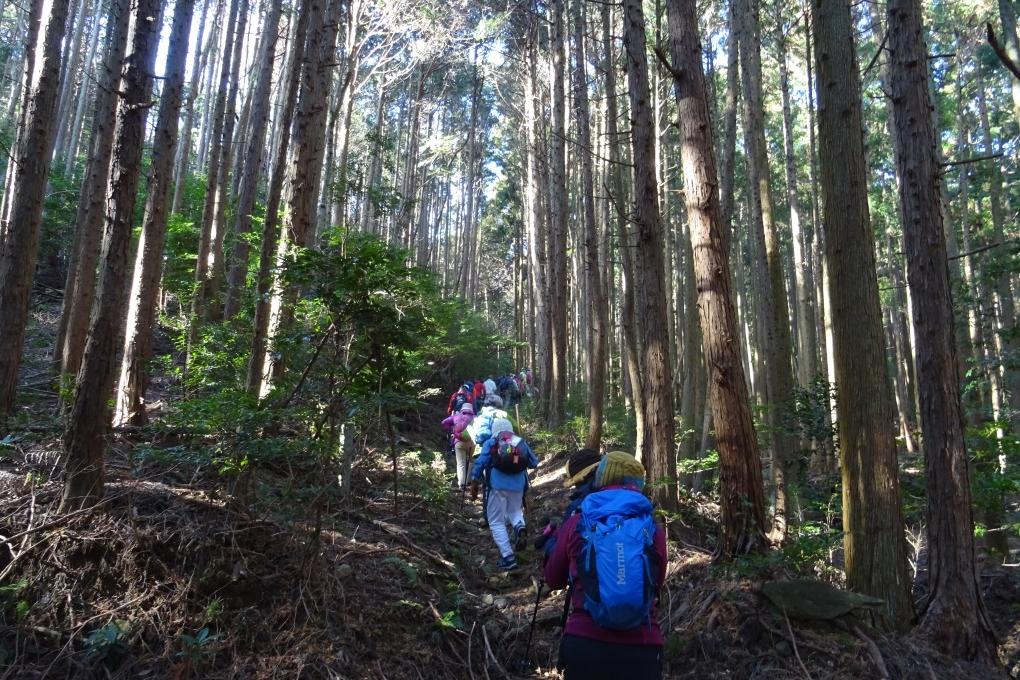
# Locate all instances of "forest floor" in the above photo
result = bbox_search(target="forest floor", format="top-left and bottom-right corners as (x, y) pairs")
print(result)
(1, 300), (1020, 678)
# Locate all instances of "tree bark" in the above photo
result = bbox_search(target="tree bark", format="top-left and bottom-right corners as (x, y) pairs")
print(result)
(735, 0), (796, 538)
(886, 0), (998, 661)
(548, 0), (569, 427)
(571, 0), (608, 449)
(522, 7), (552, 416)
(778, 28), (815, 386)
(52, 0), (130, 385)
(0, 0), (72, 420)
(664, 0), (766, 554)
(246, 0), (310, 396)
(114, 0), (197, 426)
(622, 0), (677, 510)
(187, 0), (243, 359)
(810, 0), (914, 631)
(199, 0), (250, 321)
(61, 0), (101, 176)
(258, 0), (342, 397)
(61, 0), (162, 510)
(223, 0), (284, 320)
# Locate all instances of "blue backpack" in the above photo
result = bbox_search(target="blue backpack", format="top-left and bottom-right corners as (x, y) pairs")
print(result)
(576, 489), (659, 630)
(472, 408), (506, 444)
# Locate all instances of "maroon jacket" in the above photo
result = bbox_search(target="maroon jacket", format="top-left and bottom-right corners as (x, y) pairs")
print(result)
(544, 487), (667, 646)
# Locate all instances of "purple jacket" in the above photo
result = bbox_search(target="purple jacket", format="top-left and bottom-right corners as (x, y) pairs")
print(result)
(441, 412), (475, 440)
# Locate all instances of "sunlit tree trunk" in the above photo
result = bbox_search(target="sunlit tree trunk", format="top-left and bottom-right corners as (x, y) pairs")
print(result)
(778, 30), (815, 387)
(61, 0), (100, 175)
(523, 8), (552, 416)
(246, 0), (309, 396)
(622, 0), (677, 511)
(0, 0), (72, 420)
(53, 0), (130, 384)
(61, 0), (162, 510)
(223, 0), (284, 320)
(200, 0), (250, 321)
(664, 0), (765, 554)
(115, 0), (197, 426)
(259, 0), (342, 396)
(735, 0), (795, 538)
(570, 0), (607, 449)
(811, 0), (913, 631)
(51, 0), (90, 167)
(548, 0), (569, 427)
(172, 0), (218, 215)
(886, 0), (998, 660)
(187, 0), (243, 359)
(601, 0), (644, 457)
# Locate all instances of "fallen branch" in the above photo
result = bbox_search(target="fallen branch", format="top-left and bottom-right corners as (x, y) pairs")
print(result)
(852, 624), (891, 679)
(371, 519), (459, 573)
(481, 622), (509, 679)
(784, 608), (813, 680)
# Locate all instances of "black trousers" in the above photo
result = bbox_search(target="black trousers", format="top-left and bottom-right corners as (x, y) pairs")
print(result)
(560, 634), (662, 680)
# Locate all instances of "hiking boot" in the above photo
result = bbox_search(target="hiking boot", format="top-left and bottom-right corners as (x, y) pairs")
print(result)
(498, 554), (518, 572)
(512, 524), (527, 551)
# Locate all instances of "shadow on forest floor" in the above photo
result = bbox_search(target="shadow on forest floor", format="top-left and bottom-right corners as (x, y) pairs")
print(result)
(0, 298), (1017, 678)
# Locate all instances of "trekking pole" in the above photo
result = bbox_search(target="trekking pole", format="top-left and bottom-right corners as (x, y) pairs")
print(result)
(520, 576), (544, 672)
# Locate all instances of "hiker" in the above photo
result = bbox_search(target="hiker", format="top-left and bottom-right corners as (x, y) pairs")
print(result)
(484, 375), (498, 398)
(447, 384), (473, 415)
(472, 378), (486, 406)
(469, 394), (513, 445)
(441, 402), (476, 490)
(534, 448), (601, 559)
(470, 418), (538, 571)
(497, 374), (518, 408)
(544, 451), (666, 679)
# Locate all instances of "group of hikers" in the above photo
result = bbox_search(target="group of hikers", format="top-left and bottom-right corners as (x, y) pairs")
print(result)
(439, 374), (664, 679)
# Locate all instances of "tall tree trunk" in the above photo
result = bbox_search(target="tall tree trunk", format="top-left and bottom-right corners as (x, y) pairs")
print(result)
(886, 0), (998, 661)
(61, 0), (101, 175)
(61, 0), (162, 510)
(735, 0), (796, 538)
(601, 0), (645, 455)
(114, 0), (197, 426)
(975, 60), (1020, 432)
(200, 0), (250, 320)
(664, 0), (766, 554)
(717, 0), (739, 248)
(51, 0), (90, 167)
(223, 0), (284, 319)
(246, 0), (310, 396)
(0, 0), (72, 420)
(810, 0), (913, 631)
(187, 0), (242, 359)
(571, 0), (608, 449)
(778, 28), (815, 386)
(523, 9), (552, 417)
(0, 0), (43, 233)
(622, 0), (677, 511)
(172, 0), (217, 215)
(52, 0), (130, 383)
(258, 0), (342, 397)
(548, 0), (569, 427)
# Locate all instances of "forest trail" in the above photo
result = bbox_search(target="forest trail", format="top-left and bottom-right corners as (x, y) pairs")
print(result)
(0, 298), (1018, 680)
